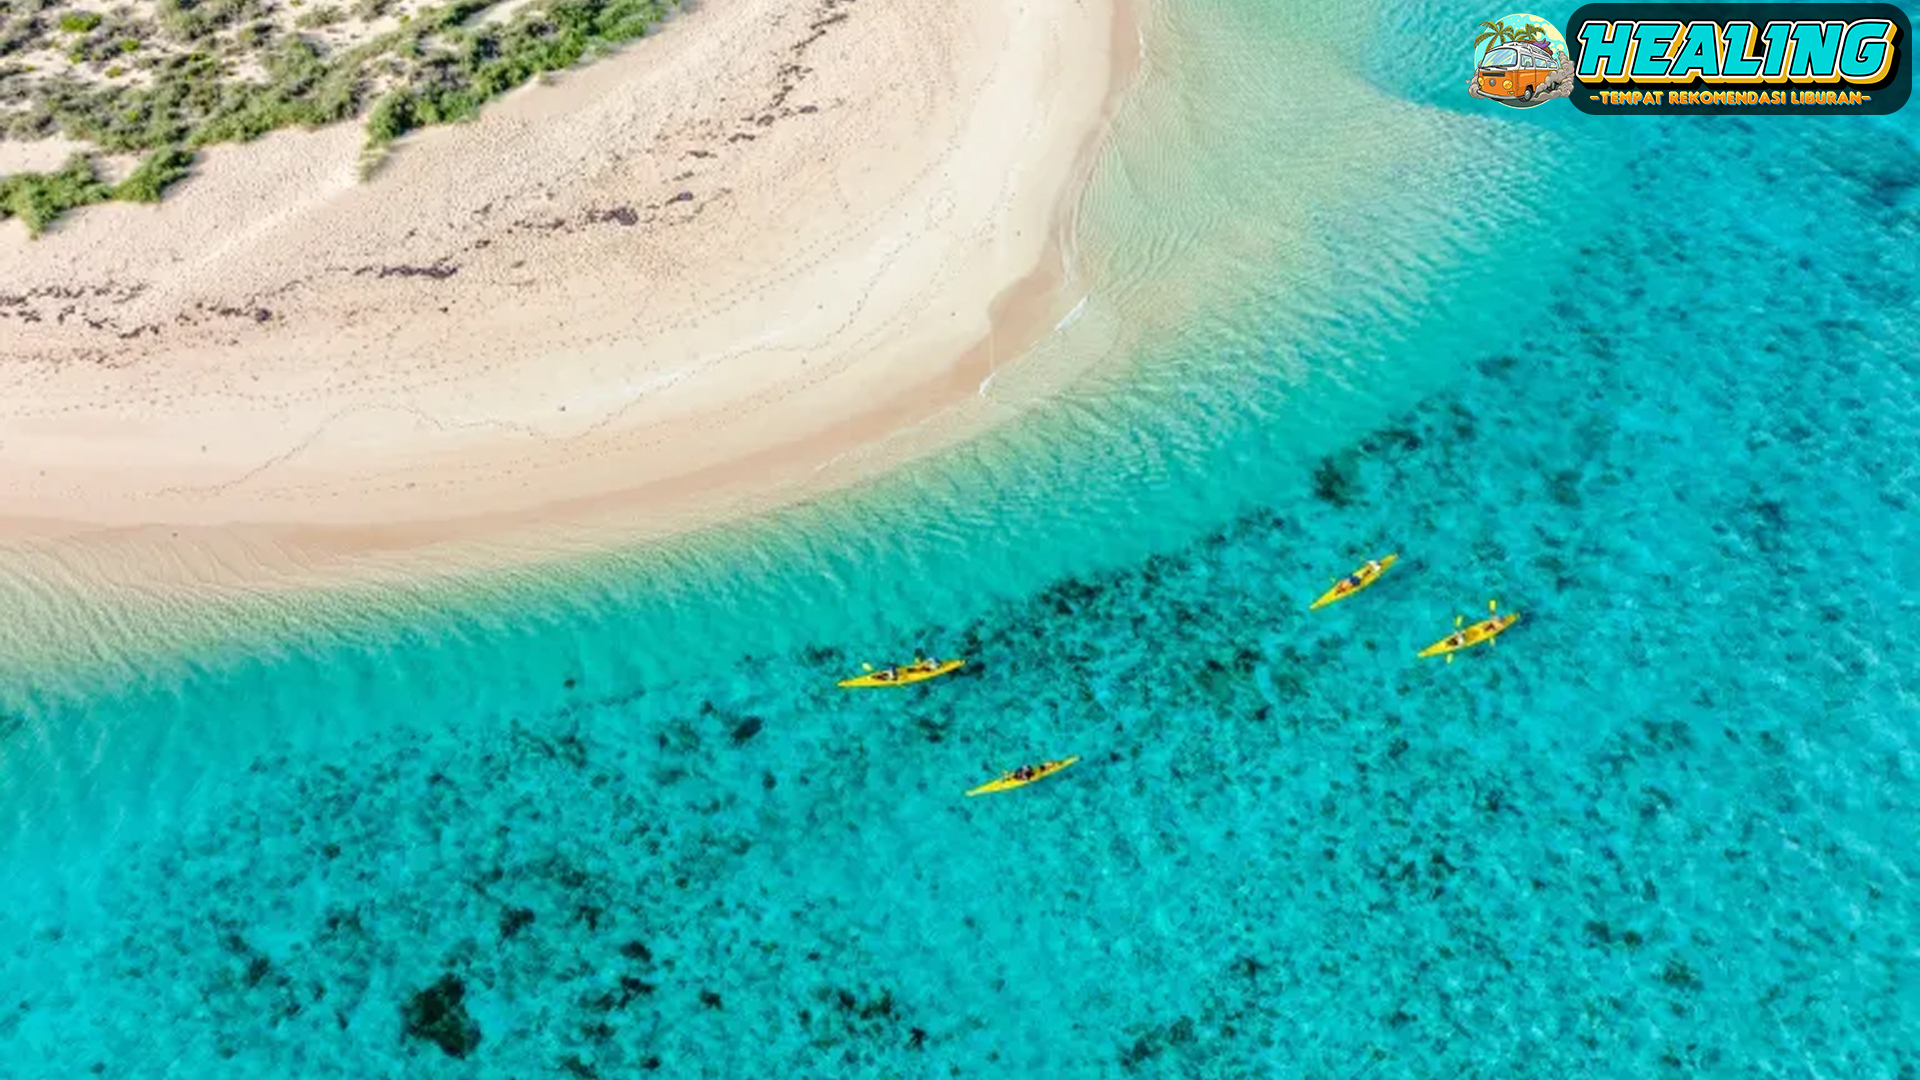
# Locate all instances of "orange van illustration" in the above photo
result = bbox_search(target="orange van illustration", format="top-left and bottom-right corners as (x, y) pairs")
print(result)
(1469, 14), (1573, 109)
(1478, 40), (1558, 101)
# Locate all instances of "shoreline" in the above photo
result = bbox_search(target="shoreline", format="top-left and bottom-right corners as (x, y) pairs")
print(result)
(0, 0), (1137, 592)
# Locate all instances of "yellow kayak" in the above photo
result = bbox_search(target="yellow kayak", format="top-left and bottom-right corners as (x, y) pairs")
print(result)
(965, 756), (1080, 797)
(1310, 553), (1399, 610)
(837, 658), (965, 688)
(1419, 609), (1520, 659)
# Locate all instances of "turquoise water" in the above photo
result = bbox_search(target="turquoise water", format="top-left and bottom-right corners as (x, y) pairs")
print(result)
(3, 0), (1918, 1075)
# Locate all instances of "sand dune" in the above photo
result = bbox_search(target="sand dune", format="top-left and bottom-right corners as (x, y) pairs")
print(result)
(0, 0), (1128, 584)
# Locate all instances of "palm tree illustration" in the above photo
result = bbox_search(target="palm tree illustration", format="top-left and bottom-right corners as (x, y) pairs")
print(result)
(1475, 19), (1553, 60)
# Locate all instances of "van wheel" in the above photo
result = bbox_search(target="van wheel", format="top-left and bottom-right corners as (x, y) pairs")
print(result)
(1523, 85), (1535, 100)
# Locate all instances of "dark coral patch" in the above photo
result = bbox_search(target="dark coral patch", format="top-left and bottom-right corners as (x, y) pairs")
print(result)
(401, 974), (481, 1059)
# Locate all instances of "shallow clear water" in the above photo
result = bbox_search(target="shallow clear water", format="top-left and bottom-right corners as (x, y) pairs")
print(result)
(2, 0), (1917, 1077)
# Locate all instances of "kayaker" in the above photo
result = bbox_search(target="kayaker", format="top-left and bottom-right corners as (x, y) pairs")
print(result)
(1340, 561), (1377, 591)
(1012, 765), (1038, 781)
(1446, 630), (1468, 648)
(872, 668), (897, 682)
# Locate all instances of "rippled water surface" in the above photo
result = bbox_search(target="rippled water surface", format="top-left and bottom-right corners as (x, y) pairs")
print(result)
(1, 0), (1915, 1077)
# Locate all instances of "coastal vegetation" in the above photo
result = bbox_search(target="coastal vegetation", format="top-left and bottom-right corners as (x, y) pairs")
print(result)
(0, 147), (194, 234)
(0, 0), (678, 234)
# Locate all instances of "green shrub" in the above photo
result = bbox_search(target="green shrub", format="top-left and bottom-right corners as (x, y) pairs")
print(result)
(295, 5), (343, 28)
(158, 0), (268, 42)
(7, 110), (55, 140)
(430, 0), (492, 29)
(63, 19), (150, 63)
(114, 146), (195, 201)
(0, 155), (113, 235)
(59, 11), (104, 33)
(0, 21), (37, 59)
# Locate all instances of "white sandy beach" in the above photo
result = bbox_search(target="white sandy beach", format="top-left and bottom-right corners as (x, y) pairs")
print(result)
(0, 0), (1128, 586)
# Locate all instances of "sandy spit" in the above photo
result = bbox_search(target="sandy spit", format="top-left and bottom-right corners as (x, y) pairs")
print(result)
(0, 0), (1132, 591)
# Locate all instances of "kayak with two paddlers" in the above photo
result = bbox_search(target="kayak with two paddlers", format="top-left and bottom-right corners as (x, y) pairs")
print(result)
(965, 756), (1080, 797)
(838, 657), (966, 688)
(1418, 600), (1520, 662)
(1310, 553), (1399, 610)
